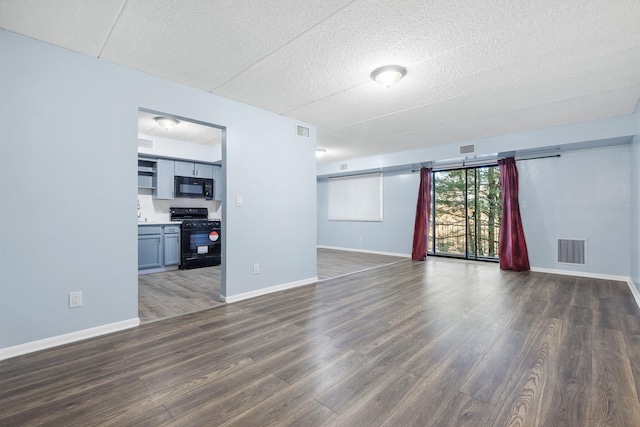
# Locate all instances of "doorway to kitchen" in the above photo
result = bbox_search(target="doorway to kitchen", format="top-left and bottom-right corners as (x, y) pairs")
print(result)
(137, 108), (226, 323)
(430, 166), (501, 261)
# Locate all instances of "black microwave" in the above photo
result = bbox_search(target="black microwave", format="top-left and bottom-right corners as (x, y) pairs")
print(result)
(174, 176), (214, 200)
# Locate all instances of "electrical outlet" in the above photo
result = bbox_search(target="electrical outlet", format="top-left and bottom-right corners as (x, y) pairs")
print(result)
(253, 263), (260, 274)
(69, 291), (82, 308)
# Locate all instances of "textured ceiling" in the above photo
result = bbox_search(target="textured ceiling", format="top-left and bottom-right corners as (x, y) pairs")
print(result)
(2, 0), (640, 163)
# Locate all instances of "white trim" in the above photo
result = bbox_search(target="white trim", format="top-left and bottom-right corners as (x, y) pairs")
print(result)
(222, 277), (318, 304)
(531, 267), (640, 310)
(317, 245), (410, 258)
(0, 318), (140, 361)
(628, 279), (640, 309)
(530, 267), (628, 282)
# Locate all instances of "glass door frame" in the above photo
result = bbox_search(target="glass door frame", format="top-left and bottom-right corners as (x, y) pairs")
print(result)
(429, 165), (500, 262)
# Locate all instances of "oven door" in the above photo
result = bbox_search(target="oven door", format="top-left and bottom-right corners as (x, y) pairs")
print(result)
(180, 226), (220, 269)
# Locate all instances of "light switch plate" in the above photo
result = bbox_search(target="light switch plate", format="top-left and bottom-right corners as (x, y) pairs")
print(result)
(236, 195), (243, 207)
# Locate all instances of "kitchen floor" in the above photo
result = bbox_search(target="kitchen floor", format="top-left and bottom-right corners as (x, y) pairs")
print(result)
(138, 248), (408, 323)
(138, 266), (223, 323)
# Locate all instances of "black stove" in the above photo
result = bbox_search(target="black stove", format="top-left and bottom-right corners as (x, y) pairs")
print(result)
(170, 207), (221, 269)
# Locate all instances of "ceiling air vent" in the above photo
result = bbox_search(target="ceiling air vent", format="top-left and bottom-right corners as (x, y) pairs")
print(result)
(296, 125), (310, 139)
(138, 138), (153, 149)
(557, 239), (587, 265)
(340, 164), (348, 171)
(459, 144), (475, 155)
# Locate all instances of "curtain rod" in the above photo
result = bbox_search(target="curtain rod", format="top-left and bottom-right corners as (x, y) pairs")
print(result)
(411, 154), (560, 172)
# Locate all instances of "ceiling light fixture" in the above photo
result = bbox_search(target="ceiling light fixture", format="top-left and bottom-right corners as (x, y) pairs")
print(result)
(154, 116), (180, 130)
(316, 148), (327, 157)
(371, 65), (407, 88)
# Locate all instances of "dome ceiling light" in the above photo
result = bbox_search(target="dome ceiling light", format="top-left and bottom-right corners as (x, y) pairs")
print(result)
(371, 65), (407, 88)
(154, 116), (180, 130)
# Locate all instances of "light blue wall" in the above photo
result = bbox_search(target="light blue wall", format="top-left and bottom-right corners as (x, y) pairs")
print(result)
(518, 145), (630, 276)
(318, 114), (637, 177)
(631, 134), (640, 291)
(318, 171), (419, 255)
(0, 30), (316, 350)
(318, 119), (636, 278)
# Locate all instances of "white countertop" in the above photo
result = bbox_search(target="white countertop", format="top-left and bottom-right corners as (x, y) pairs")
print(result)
(138, 221), (182, 225)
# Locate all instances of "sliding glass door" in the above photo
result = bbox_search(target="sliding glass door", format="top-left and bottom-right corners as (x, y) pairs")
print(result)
(430, 166), (501, 260)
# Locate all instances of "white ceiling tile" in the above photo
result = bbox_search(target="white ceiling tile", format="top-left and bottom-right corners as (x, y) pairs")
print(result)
(2, 0), (640, 163)
(99, 0), (352, 91)
(0, 0), (125, 56)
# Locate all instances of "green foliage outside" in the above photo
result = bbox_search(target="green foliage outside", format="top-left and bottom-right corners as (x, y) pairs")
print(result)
(429, 167), (502, 258)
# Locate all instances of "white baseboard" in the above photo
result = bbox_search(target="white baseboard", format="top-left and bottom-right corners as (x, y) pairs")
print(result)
(530, 267), (629, 282)
(0, 318), (140, 361)
(628, 279), (640, 309)
(317, 245), (410, 258)
(531, 267), (640, 310)
(222, 277), (318, 304)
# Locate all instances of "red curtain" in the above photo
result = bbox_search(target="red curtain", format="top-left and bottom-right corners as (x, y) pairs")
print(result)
(412, 168), (432, 261)
(498, 158), (530, 271)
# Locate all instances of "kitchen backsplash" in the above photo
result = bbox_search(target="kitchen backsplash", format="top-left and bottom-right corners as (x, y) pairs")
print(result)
(137, 189), (221, 223)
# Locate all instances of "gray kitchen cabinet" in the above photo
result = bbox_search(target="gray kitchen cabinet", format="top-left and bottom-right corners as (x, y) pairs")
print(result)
(137, 158), (156, 189)
(138, 226), (163, 269)
(139, 225), (181, 270)
(175, 160), (214, 179)
(155, 158), (175, 199)
(213, 165), (223, 200)
(163, 226), (180, 266)
(195, 163), (214, 179)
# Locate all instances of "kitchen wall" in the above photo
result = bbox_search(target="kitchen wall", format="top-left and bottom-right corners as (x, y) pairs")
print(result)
(137, 191), (221, 223)
(138, 133), (221, 163)
(0, 29), (317, 356)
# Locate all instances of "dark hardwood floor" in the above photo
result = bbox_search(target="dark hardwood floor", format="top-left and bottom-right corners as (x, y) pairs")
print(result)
(139, 248), (406, 323)
(138, 266), (224, 323)
(316, 248), (407, 280)
(4, 257), (640, 426)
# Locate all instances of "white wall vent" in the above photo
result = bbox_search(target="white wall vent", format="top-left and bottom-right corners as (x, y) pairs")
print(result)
(339, 164), (348, 171)
(296, 125), (310, 138)
(138, 138), (153, 149)
(557, 239), (587, 265)
(459, 144), (475, 155)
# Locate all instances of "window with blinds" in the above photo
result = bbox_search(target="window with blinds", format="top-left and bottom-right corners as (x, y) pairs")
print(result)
(328, 172), (383, 221)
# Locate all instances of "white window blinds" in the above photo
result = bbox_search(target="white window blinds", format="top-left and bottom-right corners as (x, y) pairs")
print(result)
(328, 172), (383, 221)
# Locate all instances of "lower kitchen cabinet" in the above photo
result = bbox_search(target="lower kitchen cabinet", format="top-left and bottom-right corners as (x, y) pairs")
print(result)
(138, 234), (163, 269)
(163, 226), (180, 266)
(138, 224), (180, 270)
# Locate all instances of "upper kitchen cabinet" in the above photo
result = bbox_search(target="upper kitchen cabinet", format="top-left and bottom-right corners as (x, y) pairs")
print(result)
(155, 158), (175, 199)
(213, 165), (223, 201)
(137, 158), (156, 189)
(175, 160), (213, 179)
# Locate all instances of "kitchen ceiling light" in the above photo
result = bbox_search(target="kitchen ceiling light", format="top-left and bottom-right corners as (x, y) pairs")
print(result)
(371, 65), (406, 88)
(316, 148), (327, 157)
(154, 116), (180, 130)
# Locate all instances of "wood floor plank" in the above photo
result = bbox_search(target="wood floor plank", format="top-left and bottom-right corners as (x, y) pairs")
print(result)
(380, 350), (484, 427)
(430, 391), (493, 427)
(622, 313), (640, 358)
